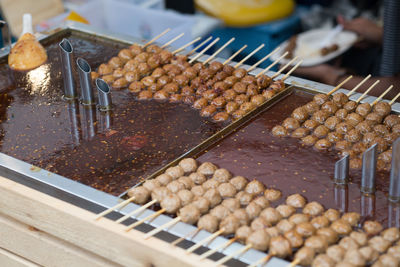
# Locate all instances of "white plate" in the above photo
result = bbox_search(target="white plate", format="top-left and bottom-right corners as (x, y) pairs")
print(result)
(271, 28), (358, 67)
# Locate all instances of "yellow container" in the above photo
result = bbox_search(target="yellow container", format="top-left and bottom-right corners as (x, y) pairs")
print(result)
(195, 0), (295, 27)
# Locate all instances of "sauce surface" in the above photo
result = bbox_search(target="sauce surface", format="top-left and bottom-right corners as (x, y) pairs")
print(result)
(198, 91), (398, 226)
(0, 33), (225, 195)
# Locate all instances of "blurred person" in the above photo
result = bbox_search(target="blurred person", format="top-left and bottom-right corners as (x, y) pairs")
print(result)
(293, 0), (400, 100)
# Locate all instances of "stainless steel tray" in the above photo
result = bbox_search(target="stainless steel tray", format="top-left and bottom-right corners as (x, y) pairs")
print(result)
(0, 22), (399, 266)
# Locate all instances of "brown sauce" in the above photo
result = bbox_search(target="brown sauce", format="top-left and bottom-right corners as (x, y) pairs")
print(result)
(0, 33), (225, 195)
(198, 91), (398, 226)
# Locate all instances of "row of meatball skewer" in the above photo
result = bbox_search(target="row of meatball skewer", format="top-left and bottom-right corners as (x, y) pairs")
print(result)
(272, 78), (400, 170)
(91, 33), (300, 122)
(119, 158), (397, 266)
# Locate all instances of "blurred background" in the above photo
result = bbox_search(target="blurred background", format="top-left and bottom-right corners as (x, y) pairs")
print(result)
(0, 0), (383, 69)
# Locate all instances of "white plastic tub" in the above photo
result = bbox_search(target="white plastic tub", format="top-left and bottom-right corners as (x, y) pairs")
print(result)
(74, 0), (194, 47)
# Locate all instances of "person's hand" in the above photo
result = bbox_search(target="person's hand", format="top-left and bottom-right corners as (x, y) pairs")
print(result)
(291, 64), (346, 86)
(337, 15), (383, 45)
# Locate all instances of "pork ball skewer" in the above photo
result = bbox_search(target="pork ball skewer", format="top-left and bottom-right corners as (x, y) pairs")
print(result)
(297, 214), (368, 266)
(290, 217), (359, 266)
(94, 195), (137, 220)
(188, 38), (221, 64)
(230, 59), (303, 121)
(145, 166), (240, 240)
(255, 51), (289, 79)
(233, 43), (265, 69)
(197, 191), (280, 259)
(203, 194), (304, 263)
(185, 180), (268, 254)
(275, 81), (379, 150)
(99, 31), (185, 85)
(222, 44), (248, 65)
(164, 42), (250, 104)
(371, 227), (400, 266)
(158, 32), (186, 50)
(162, 38), (235, 100)
(313, 74), (372, 108)
(202, 37), (236, 65)
(137, 38), (229, 100)
(216, 229), (288, 266)
(216, 196), (343, 265)
(277, 74), (368, 133)
(171, 171), (247, 246)
(196, 50), (288, 121)
(286, 210), (359, 266)
(122, 159), (205, 229)
(185, 36), (214, 56)
(262, 58), (303, 97)
(309, 221), (389, 267)
(315, 83), (388, 151)
(354, 85), (393, 117)
(156, 43), (279, 116)
(187, 187), (267, 253)
(96, 158), (197, 220)
(272, 76), (367, 138)
(201, 193), (305, 261)
(246, 46), (281, 73)
(171, 37), (202, 55)
(141, 28), (171, 48)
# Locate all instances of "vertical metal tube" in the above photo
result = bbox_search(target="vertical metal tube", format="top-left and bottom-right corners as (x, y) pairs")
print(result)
(389, 137), (400, 202)
(388, 202), (400, 228)
(334, 155), (349, 184)
(360, 193), (375, 220)
(334, 184), (348, 212)
(99, 111), (112, 132)
(361, 144), (377, 194)
(77, 58), (94, 105)
(59, 38), (77, 100)
(67, 100), (80, 146)
(81, 106), (96, 141)
(96, 78), (112, 111)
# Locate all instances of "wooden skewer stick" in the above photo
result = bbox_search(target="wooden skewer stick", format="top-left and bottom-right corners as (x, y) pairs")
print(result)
(247, 46), (281, 72)
(288, 258), (300, 267)
(255, 51), (289, 78)
(187, 36), (213, 56)
(355, 80), (380, 103)
(144, 216), (181, 239)
(115, 199), (158, 223)
(188, 37), (220, 64)
(248, 254), (273, 267)
(346, 74), (372, 96)
(281, 59), (304, 82)
(203, 37), (235, 65)
(389, 92), (400, 106)
(372, 85), (394, 106)
(143, 28), (171, 47)
(160, 33), (185, 48)
(234, 44), (265, 69)
(327, 75), (353, 95)
(186, 228), (225, 254)
(172, 37), (201, 54)
(215, 244), (252, 266)
(125, 208), (165, 232)
(270, 56), (299, 79)
(198, 237), (238, 260)
(222, 45), (247, 65)
(94, 196), (135, 220)
(171, 228), (202, 246)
